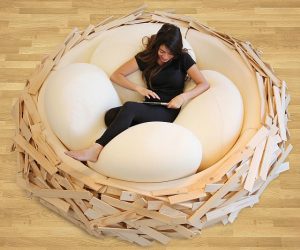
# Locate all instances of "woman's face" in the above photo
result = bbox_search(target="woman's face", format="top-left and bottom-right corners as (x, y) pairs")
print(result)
(157, 44), (174, 65)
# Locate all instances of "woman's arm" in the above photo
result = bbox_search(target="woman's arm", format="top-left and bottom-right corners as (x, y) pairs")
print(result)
(182, 64), (210, 102)
(110, 58), (160, 100)
(167, 64), (210, 109)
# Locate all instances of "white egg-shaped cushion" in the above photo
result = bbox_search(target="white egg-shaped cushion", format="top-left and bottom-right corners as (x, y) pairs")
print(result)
(43, 63), (121, 150)
(174, 70), (244, 170)
(90, 24), (196, 103)
(88, 122), (202, 182)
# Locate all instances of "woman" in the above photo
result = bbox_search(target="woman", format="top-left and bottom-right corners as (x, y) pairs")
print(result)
(65, 23), (210, 162)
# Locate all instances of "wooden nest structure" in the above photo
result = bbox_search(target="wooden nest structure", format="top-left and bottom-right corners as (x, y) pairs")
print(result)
(11, 7), (292, 246)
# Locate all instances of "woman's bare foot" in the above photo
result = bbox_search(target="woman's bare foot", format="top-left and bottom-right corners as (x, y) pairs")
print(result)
(64, 143), (103, 162)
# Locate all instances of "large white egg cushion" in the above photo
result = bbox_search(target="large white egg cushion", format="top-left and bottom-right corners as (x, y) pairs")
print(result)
(89, 24), (196, 103)
(88, 122), (202, 183)
(175, 70), (244, 170)
(43, 63), (121, 150)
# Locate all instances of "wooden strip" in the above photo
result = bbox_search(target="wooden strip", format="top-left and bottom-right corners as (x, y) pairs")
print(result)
(28, 59), (55, 94)
(116, 231), (153, 247)
(84, 208), (103, 220)
(159, 205), (188, 220)
(168, 190), (206, 204)
(204, 184), (224, 193)
(188, 163), (249, 227)
(269, 144), (293, 177)
(42, 197), (70, 213)
(106, 186), (122, 196)
(64, 32), (82, 53)
(147, 200), (164, 210)
(206, 195), (259, 222)
(63, 27), (80, 44)
(234, 42), (254, 72)
(151, 14), (190, 28)
(31, 124), (60, 166)
(20, 118), (32, 141)
(221, 189), (249, 208)
(14, 134), (57, 175)
(154, 10), (192, 23)
(256, 72), (267, 123)
(90, 211), (137, 228)
(171, 225), (198, 239)
(244, 138), (267, 191)
(57, 163), (102, 191)
(133, 219), (165, 228)
(101, 195), (186, 225)
(29, 158), (42, 178)
(94, 16), (114, 29)
(273, 85), (287, 141)
(266, 78), (275, 118)
(260, 135), (277, 181)
(246, 125), (269, 150)
(120, 191), (138, 201)
(211, 147), (253, 184)
(22, 91), (41, 124)
(49, 43), (65, 61)
(125, 220), (171, 245)
(89, 197), (120, 215)
(201, 215), (227, 229)
(11, 98), (20, 132)
(75, 24), (95, 45)
(151, 186), (189, 197)
(189, 21), (235, 49)
(53, 44), (66, 66)
(17, 152), (25, 173)
(274, 162), (289, 175)
(241, 42), (281, 87)
(94, 14), (141, 33)
(39, 198), (102, 238)
(66, 198), (90, 227)
(31, 188), (93, 200)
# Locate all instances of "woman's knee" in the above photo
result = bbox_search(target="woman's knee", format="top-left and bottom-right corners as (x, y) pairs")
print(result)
(104, 107), (120, 127)
(122, 101), (139, 112)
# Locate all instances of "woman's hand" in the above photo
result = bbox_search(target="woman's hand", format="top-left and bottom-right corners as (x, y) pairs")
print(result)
(135, 86), (160, 100)
(167, 94), (186, 109)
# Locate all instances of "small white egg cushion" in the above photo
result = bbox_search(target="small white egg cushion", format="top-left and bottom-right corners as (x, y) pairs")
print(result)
(88, 122), (202, 183)
(90, 25), (196, 103)
(43, 63), (121, 150)
(175, 70), (244, 170)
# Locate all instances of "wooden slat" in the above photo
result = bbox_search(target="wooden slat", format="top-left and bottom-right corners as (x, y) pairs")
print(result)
(125, 220), (171, 245)
(28, 59), (55, 94)
(188, 163), (249, 227)
(101, 195), (186, 225)
(273, 85), (287, 141)
(241, 42), (281, 87)
(244, 138), (267, 191)
(14, 134), (57, 175)
(256, 72), (267, 123)
(22, 91), (41, 124)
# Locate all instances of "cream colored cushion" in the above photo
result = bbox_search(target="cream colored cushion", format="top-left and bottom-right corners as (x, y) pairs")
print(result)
(37, 22), (260, 187)
(43, 63), (121, 150)
(175, 70), (244, 169)
(90, 24), (196, 103)
(88, 122), (202, 182)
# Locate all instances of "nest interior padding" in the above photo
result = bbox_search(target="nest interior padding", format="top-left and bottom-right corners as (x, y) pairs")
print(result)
(12, 7), (292, 246)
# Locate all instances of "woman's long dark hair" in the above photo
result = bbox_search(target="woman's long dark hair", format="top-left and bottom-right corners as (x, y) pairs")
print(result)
(136, 23), (187, 89)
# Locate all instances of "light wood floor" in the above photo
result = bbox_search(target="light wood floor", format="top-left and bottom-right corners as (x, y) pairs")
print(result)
(1, 0), (299, 249)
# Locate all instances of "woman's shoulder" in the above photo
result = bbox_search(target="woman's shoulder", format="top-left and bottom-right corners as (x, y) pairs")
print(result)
(135, 52), (147, 71)
(179, 51), (196, 71)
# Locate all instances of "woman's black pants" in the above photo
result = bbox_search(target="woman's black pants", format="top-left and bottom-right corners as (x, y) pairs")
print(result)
(96, 101), (180, 146)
